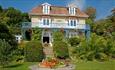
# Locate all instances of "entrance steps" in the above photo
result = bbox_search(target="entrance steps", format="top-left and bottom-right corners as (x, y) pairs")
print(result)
(43, 43), (54, 58)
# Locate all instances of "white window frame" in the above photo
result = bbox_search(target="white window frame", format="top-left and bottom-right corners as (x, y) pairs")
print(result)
(43, 5), (50, 14)
(42, 18), (51, 25)
(68, 19), (76, 26)
(69, 7), (76, 15)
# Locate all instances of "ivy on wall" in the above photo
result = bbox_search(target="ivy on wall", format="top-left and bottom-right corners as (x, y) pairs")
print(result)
(31, 28), (42, 41)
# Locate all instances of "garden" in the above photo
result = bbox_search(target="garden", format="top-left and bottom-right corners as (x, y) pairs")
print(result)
(0, 5), (115, 70)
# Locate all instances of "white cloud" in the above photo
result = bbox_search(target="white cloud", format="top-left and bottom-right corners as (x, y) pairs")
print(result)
(67, 0), (85, 10)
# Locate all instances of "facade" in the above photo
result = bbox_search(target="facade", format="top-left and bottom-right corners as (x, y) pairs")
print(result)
(22, 3), (90, 45)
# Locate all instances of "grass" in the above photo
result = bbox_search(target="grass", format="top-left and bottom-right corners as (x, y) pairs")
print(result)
(0, 60), (115, 70)
(0, 62), (37, 70)
(75, 60), (115, 70)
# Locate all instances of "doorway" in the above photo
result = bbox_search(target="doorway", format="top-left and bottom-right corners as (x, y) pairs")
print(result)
(43, 37), (49, 43)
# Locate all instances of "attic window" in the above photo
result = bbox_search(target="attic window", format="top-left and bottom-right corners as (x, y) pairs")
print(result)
(69, 7), (76, 15)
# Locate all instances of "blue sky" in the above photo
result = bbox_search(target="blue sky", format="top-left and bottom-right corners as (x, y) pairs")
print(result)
(0, 0), (115, 20)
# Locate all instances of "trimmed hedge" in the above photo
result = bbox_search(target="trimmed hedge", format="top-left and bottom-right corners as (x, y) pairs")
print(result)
(53, 41), (69, 59)
(24, 41), (44, 62)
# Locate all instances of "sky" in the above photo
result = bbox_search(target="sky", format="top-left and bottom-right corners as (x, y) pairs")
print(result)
(0, 0), (115, 20)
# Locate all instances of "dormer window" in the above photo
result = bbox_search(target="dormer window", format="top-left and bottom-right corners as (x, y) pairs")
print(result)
(42, 3), (51, 14)
(69, 7), (76, 15)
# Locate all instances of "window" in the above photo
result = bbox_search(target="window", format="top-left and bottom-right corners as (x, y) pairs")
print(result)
(69, 20), (76, 26)
(69, 7), (75, 15)
(43, 5), (50, 14)
(42, 18), (51, 25)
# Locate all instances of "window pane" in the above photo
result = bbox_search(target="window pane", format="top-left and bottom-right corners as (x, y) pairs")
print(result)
(71, 20), (73, 26)
(74, 20), (76, 26)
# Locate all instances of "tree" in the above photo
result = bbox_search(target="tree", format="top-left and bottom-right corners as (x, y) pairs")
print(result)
(21, 13), (30, 22)
(93, 8), (115, 39)
(0, 6), (30, 35)
(0, 23), (17, 48)
(85, 7), (96, 31)
(85, 7), (96, 21)
(0, 5), (3, 12)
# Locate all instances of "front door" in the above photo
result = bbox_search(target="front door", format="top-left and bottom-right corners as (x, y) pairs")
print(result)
(43, 37), (49, 43)
(42, 30), (51, 44)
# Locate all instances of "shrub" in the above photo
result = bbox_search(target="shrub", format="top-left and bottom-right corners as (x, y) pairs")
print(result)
(53, 31), (64, 41)
(68, 36), (81, 47)
(24, 41), (44, 62)
(75, 33), (110, 61)
(53, 41), (69, 59)
(0, 39), (14, 66)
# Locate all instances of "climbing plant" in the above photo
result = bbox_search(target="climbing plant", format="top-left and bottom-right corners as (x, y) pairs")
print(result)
(32, 28), (42, 41)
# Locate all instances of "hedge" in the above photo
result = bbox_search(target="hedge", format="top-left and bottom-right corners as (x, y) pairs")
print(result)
(24, 41), (44, 62)
(53, 41), (69, 59)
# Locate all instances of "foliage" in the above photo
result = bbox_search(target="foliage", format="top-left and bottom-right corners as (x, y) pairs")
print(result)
(24, 41), (44, 62)
(85, 7), (96, 21)
(32, 28), (42, 41)
(53, 41), (69, 59)
(0, 23), (17, 48)
(53, 31), (64, 41)
(53, 31), (69, 59)
(73, 33), (115, 61)
(0, 6), (30, 35)
(68, 36), (81, 47)
(0, 5), (2, 12)
(0, 39), (14, 66)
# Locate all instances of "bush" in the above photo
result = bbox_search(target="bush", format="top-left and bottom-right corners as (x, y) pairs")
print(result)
(75, 33), (110, 61)
(0, 39), (13, 66)
(53, 31), (64, 41)
(53, 41), (69, 59)
(24, 41), (44, 62)
(68, 36), (81, 47)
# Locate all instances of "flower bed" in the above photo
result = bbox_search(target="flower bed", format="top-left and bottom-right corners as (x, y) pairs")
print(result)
(39, 58), (66, 68)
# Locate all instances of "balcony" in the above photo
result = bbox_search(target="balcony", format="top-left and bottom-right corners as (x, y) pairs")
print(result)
(22, 22), (90, 30)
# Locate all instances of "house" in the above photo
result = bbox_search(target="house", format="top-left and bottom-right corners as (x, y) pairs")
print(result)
(22, 3), (90, 45)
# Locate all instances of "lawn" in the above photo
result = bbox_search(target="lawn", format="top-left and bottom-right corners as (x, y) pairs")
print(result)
(0, 60), (115, 70)
(0, 62), (37, 70)
(76, 60), (115, 70)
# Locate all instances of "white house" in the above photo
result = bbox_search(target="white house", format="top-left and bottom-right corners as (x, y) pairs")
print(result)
(22, 3), (90, 45)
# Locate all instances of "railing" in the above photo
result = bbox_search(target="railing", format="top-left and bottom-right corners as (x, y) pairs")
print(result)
(22, 22), (90, 30)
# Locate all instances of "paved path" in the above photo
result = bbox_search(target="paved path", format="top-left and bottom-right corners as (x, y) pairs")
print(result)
(29, 64), (75, 70)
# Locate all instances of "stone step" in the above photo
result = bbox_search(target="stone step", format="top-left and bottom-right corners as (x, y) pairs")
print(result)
(43, 45), (54, 57)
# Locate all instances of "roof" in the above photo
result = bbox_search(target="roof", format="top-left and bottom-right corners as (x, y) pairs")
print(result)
(29, 3), (88, 18)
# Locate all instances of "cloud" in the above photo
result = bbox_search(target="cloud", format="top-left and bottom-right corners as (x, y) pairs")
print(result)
(67, 0), (85, 10)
